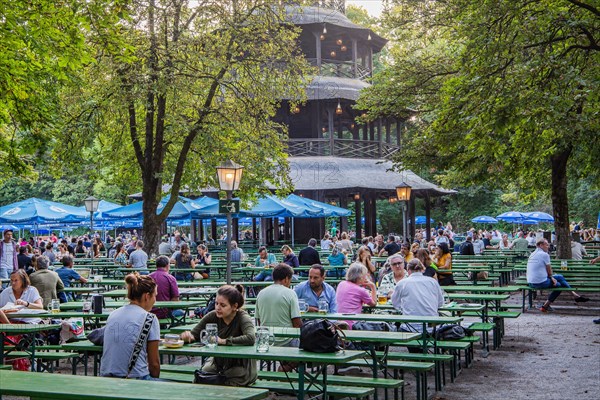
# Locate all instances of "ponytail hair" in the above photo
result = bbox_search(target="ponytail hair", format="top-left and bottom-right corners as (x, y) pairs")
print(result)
(125, 273), (156, 301)
(217, 284), (245, 309)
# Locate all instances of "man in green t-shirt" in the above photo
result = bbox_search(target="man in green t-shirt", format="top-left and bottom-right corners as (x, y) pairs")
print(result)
(255, 263), (301, 347)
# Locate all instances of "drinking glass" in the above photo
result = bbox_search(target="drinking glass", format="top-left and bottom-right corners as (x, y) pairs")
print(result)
(318, 299), (329, 315)
(200, 323), (219, 347)
(50, 299), (60, 314)
(255, 327), (275, 353)
(298, 299), (308, 314)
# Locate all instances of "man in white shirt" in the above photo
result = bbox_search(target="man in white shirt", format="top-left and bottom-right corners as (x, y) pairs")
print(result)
(392, 258), (444, 333)
(527, 238), (588, 312)
(570, 239), (587, 260)
(0, 229), (19, 288)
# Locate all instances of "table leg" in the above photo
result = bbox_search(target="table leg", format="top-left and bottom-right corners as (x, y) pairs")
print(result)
(297, 362), (305, 400)
(0, 332), (5, 366)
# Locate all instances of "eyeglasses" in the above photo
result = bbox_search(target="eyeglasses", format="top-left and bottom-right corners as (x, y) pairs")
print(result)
(391, 262), (404, 267)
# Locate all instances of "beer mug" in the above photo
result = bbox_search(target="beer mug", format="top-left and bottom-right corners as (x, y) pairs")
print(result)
(200, 323), (219, 348)
(377, 293), (388, 305)
(50, 299), (61, 314)
(298, 299), (308, 314)
(255, 327), (275, 353)
(318, 299), (329, 315)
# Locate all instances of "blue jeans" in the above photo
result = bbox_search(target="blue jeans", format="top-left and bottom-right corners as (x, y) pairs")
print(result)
(529, 274), (572, 302)
(254, 270), (273, 282)
(0, 267), (8, 289)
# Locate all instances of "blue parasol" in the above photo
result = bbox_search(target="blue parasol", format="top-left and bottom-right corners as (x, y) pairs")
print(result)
(471, 216), (498, 224)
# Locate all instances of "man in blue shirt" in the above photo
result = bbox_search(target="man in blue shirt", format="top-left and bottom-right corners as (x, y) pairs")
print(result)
(293, 264), (337, 313)
(55, 255), (88, 302)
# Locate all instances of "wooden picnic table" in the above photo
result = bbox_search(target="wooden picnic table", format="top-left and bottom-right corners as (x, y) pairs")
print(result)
(0, 369), (268, 400)
(0, 323), (61, 369)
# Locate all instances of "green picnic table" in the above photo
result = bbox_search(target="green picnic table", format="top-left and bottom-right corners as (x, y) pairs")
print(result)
(0, 323), (61, 370)
(160, 344), (365, 400)
(0, 370), (268, 400)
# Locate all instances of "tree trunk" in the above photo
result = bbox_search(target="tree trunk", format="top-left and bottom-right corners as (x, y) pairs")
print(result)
(551, 147), (572, 259)
(142, 185), (162, 258)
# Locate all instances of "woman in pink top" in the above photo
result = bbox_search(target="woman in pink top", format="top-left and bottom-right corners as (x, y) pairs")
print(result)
(335, 263), (377, 328)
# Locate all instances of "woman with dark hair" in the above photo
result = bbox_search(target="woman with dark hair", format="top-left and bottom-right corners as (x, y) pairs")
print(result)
(113, 242), (128, 265)
(195, 244), (211, 279)
(433, 243), (455, 286)
(100, 273), (160, 380)
(415, 249), (438, 280)
(75, 240), (87, 258)
(181, 285), (256, 387)
(175, 243), (196, 281)
(356, 245), (376, 282)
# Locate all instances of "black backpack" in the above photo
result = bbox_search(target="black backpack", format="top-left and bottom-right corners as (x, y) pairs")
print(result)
(194, 293), (216, 318)
(299, 319), (345, 353)
(434, 324), (468, 340)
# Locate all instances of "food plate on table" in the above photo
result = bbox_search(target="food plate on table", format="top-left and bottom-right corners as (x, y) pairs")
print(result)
(163, 340), (185, 349)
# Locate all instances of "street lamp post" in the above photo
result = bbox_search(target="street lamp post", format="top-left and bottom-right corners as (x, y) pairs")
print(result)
(396, 183), (412, 244)
(84, 196), (100, 259)
(216, 160), (244, 285)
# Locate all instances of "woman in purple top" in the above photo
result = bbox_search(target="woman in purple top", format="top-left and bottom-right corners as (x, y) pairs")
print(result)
(335, 263), (376, 328)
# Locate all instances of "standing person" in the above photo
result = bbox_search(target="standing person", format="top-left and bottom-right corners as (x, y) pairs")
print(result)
(100, 273), (160, 380)
(335, 263), (377, 328)
(29, 255), (64, 308)
(149, 256), (180, 320)
(253, 246), (277, 282)
(433, 243), (455, 286)
(180, 285), (257, 387)
(294, 264), (338, 313)
(392, 259), (445, 334)
(128, 241), (149, 274)
(527, 239), (589, 312)
(298, 239), (321, 266)
(55, 255), (88, 303)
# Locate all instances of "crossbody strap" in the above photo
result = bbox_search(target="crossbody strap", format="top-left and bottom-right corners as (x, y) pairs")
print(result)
(126, 312), (155, 378)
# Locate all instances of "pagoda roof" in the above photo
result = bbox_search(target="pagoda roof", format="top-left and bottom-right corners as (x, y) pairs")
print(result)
(285, 5), (387, 52)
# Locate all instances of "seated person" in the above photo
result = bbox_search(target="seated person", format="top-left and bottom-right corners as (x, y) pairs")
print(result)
(0, 270), (44, 324)
(149, 256), (181, 319)
(173, 243), (196, 281)
(433, 243), (455, 286)
(377, 254), (406, 299)
(100, 273), (160, 380)
(253, 246), (277, 282)
(391, 259), (444, 334)
(195, 244), (211, 279)
(29, 255), (64, 309)
(336, 263), (377, 329)
(326, 247), (347, 277)
(181, 285), (256, 387)
(55, 255), (88, 302)
(294, 264), (337, 313)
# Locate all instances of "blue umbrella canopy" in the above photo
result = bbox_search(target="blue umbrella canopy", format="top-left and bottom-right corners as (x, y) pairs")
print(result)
(0, 224), (19, 231)
(0, 198), (88, 224)
(286, 194), (351, 217)
(103, 196), (195, 221)
(496, 211), (525, 223)
(471, 216), (498, 224)
(523, 211), (554, 223)
(415, 216), (435, 225)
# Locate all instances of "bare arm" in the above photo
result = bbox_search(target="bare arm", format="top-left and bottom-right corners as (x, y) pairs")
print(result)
(147, 340), (160, 378)
(291, 317), (303, 328)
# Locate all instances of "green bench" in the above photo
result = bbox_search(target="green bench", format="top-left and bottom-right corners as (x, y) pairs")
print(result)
(6, 351), (79, 373)
(252, 380), (374, 399)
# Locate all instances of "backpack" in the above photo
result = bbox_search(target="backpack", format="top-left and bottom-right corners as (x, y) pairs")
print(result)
(299, 319), (345, 353)
(434, 324), (467, 340)
(194, 293), (216, 318)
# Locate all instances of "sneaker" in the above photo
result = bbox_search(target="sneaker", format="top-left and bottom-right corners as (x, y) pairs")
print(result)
(593, 319), (600, 324)
(540, 305), (554, 312)
(575, 296), (590, 303)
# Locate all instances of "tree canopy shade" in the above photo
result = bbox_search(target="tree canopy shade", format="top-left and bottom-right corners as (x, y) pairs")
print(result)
(56, 0), (310, 253)
(357, 0), (600, 257)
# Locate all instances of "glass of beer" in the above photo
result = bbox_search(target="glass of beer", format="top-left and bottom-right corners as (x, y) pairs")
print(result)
(50, 299), (61, 314)
(378, 294), (388, 305)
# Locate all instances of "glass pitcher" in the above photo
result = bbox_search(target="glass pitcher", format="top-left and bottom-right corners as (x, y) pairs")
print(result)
(256, 327), (275, 353)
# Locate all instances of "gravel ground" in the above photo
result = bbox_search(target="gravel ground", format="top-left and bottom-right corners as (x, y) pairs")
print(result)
(3, 292), (599, 400)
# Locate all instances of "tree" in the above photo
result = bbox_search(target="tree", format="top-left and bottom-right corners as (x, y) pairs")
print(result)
(0, 1), (122, 182)
(357, 0), (600, 257)
(56, 0), (309, 253)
